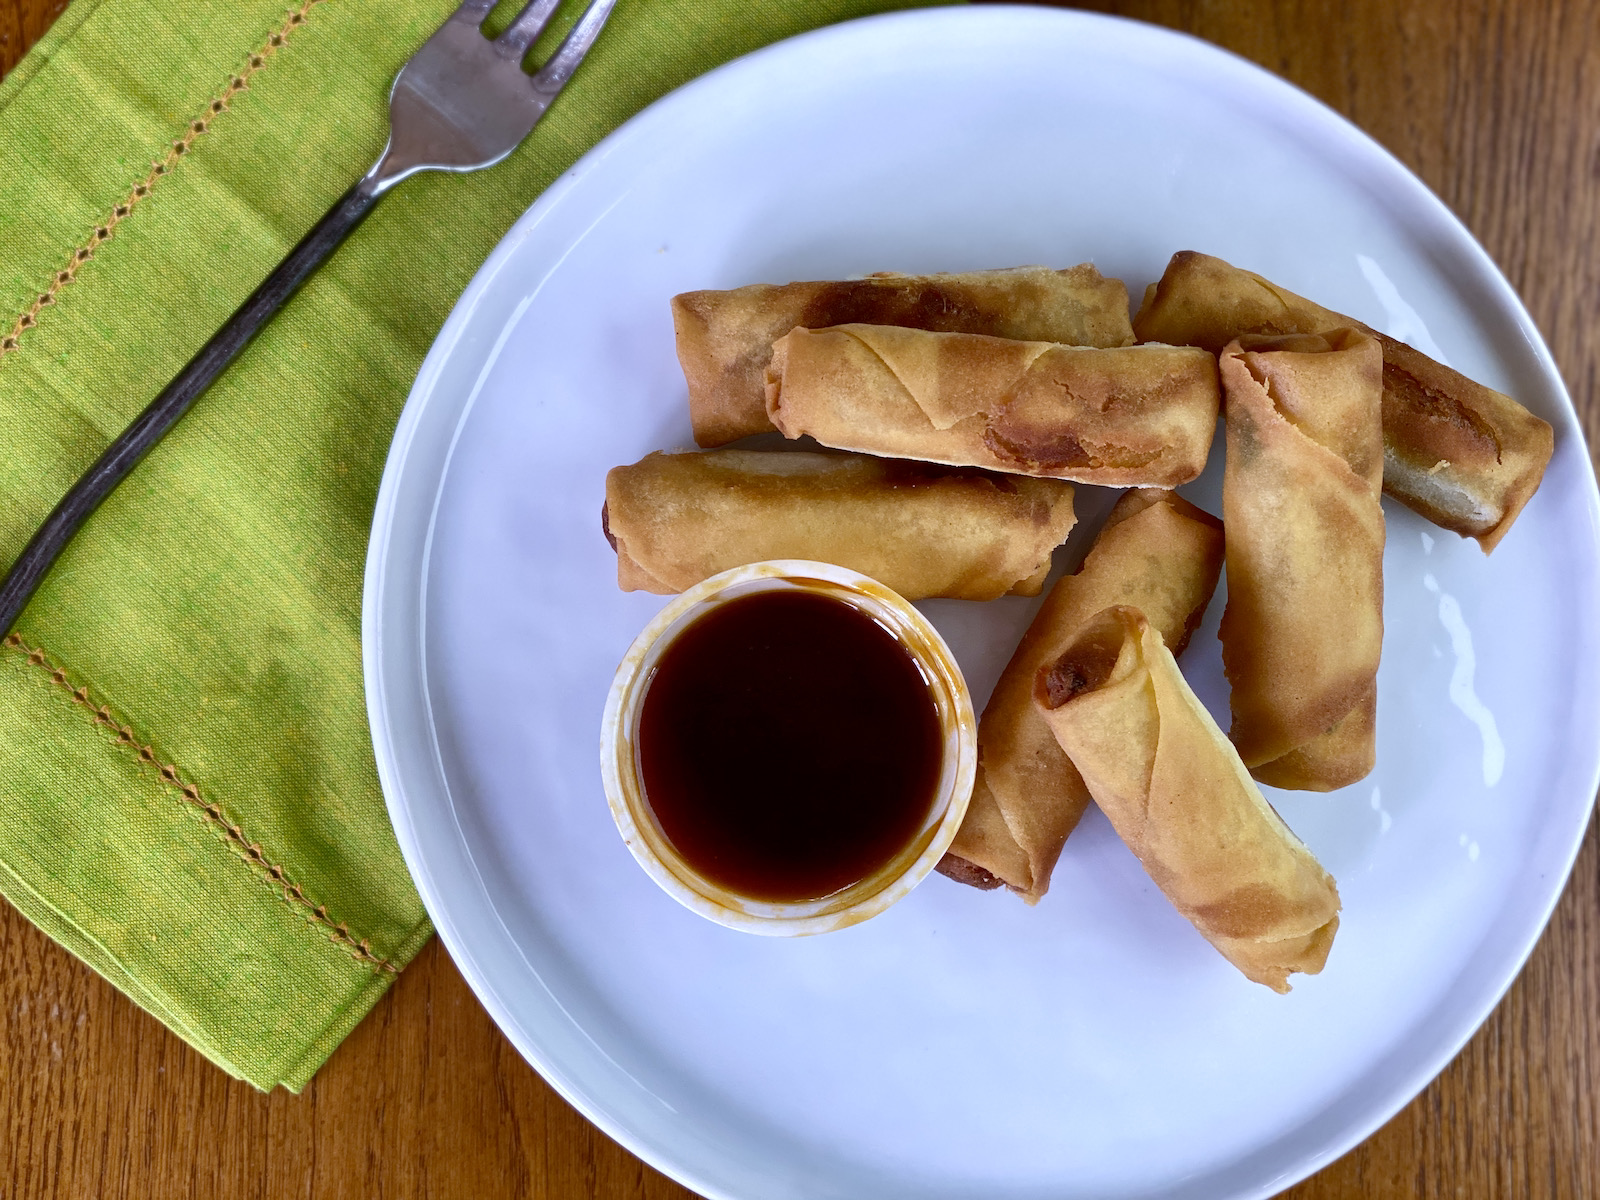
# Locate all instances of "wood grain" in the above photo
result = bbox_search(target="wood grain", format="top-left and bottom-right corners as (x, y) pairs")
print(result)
(2, 0), (1597, 1196)
(0, 0), (61, 78)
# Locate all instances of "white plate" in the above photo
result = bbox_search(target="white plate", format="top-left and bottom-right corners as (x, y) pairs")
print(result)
(363, 8), (1600, 1198)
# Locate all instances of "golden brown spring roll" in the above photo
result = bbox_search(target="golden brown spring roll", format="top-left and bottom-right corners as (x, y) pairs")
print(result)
(675, 265), (1135, 446)
(1219, 331), (1385, 791)
(1035, 606), (1341, 992)
(1134, 250), (1554, 552)
(937, 488), (1223, 900)
(764, 325), (1220, 487)
(602, 449), (1076, 601)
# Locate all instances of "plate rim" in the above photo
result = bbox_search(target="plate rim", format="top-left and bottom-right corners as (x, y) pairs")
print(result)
(363, 7), (1600, 1198)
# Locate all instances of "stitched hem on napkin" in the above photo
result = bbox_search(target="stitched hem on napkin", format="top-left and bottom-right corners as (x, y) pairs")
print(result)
(0, 638), (432, 1092)
(0, 0), (114, 109)
(3, 633), (403, 975)
(0, 0), (958, 1097)
(0, 858), (433, 1090)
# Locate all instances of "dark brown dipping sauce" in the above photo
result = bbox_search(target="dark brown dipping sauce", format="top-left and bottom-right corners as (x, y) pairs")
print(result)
(637, 589), (943, 904)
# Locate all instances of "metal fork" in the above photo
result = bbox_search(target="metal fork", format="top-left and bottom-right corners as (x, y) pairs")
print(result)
(0, 0), (619, 634)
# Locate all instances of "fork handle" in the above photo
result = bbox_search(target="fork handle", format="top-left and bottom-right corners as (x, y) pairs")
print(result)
(0, 177), (384, 636)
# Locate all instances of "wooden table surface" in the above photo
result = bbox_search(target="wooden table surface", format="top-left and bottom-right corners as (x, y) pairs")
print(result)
(3, 0), (1598, 1196)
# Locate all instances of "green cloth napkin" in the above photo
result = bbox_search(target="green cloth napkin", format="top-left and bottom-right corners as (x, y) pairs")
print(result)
(0, 0), (938, 1092)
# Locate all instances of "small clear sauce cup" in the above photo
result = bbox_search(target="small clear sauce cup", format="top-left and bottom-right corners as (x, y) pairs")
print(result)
(600, 560), (977, 936)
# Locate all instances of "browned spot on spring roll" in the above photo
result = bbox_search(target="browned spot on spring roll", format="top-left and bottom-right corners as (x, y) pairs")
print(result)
(1034, 606), (1341, 993)
(603, 449), (1076, 601)
(674, 266), (1135, 447)
(1219, 331), (1386, 791)
(937, 488), (1223, 901)
(1133, 250), (1554, 552)
(764, 325), (1219, 488)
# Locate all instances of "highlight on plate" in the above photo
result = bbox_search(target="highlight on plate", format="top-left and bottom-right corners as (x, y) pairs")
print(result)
(596, 253), (1553, 990)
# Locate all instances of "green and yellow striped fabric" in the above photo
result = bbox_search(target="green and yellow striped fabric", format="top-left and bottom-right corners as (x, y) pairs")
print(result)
(0, 0), (940, 1091)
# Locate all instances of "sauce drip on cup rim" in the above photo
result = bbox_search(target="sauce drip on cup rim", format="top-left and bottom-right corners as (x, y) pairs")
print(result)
(600, 560), (976, 936)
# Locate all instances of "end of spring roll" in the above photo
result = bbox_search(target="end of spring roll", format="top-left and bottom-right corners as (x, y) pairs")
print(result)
(674, 265), (1135, 447)
(1133, 250), (1553, 552)
(937, 488), (1224, 901)
(765, 324), (1220, 488)
(1033, 606), (1341, 992)
(602, 449), (1076, 601)
(1219, 332), (1385, 791)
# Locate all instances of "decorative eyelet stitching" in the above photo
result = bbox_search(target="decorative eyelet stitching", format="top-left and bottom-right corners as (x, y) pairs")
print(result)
(0, 0), (328, 365)
(2, 631), (397, 975)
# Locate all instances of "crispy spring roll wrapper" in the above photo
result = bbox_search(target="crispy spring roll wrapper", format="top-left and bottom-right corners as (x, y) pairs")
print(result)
(1219, 331), (1385, 791)
(1133, 250), (1554, 552)
(936, 488), (1223, 900)
(674, 265), (1135, 447)
(764, 325), (1220, 487)
(1035, 606), (1341, 992)
(602, 449), (1076, 601)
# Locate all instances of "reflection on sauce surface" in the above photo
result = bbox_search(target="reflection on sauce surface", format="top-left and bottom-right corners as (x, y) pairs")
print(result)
(637, 590), (942, 903)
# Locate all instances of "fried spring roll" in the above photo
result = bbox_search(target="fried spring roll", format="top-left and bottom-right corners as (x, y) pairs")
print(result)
(1034, 606), (1341, 992)
(674, 265), (1135, 447)
(764, 325), (1220, 487)
(1219, 332), (1385, 791)
(602, 449), (1076, 601)
(937, 489), (1223, 900)
(1133, 250), (1554, 552)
